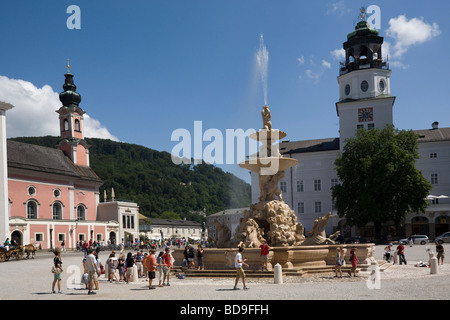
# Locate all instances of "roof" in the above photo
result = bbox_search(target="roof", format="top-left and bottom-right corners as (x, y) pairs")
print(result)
(279, 138), (340, 155)
(277, 127), (450, 156)
(139, 217), (201, 227)
(208, 207), (249, 217)
(7, 140), (102, 184)
(415, 127), (450, 143)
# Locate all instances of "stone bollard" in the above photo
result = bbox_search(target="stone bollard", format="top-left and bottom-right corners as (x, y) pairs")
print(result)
(105, 263), (109, 279)
(274, 263), (283, 284)
(366, 261), (381, 290)
(132, 265), (139, 283)
(430, 252), (438, 275)
(393, 251), (399, 265)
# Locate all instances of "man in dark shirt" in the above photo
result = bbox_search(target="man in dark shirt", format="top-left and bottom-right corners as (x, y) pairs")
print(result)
(397, 243), (407, 265)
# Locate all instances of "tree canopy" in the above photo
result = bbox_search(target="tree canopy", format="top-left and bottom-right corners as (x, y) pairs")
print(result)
(332, 125), (432, 239)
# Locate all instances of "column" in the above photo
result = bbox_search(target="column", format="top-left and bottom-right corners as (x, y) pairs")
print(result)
(0, 102), (14, 243)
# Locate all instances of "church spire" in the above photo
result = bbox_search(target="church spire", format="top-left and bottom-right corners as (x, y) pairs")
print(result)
(56, 62), (90, 166)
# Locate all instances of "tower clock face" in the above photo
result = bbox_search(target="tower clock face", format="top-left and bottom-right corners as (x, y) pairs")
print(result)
(358, 107), (373, 122)
(361, 80), (369, 92)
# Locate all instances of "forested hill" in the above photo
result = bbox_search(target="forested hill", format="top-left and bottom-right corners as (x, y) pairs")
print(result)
(9, 136), (251, 222)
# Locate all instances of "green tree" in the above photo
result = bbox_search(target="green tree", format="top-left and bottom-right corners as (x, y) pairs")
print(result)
(332, 125), (432, 240)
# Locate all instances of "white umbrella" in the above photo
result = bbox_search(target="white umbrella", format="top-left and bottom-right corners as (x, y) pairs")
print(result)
(426, 195), (437, 200)
(437, 195), (449, 199)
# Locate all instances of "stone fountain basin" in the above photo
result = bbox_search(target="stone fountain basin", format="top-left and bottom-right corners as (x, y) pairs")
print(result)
(171, 243), (375, 271)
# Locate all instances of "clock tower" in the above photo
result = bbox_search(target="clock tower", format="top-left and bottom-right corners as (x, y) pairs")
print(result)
(336, 17), (396, 151)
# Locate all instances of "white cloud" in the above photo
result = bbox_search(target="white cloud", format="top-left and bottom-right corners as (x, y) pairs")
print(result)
(297, 55), (305, 65)
(326, 1), (351, 16)
(305, 69), (321, 85)
(330, 48), (345, 61)
(321, 60), (331, 69)
(386, 15), (441, 58)
(0, 75), (119, 141)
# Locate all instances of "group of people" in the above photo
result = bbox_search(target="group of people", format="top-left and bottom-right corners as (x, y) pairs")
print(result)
(334, 246), (359, 278)
(383, 241), (445, 265)
(51, 244), (176, 294)
(109, 248), (174, 289)
(182, 244), (204, 270)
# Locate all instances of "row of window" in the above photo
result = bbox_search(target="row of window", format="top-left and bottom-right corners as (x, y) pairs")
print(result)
(297, 200), (336, 214)
(63, 118), (81, 132)
(26, 200), (86, 220)
(280, 179), (339, 193)
(34, 232), (103, 243)
(27, 186), (62, 198)
(281, 172), (441, 194)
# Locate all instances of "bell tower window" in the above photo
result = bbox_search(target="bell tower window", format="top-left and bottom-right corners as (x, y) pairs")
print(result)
(75, 119), (80, 132)
(63, 119), (69, 131)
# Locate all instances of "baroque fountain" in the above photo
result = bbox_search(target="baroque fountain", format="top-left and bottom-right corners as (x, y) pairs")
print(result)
(172, 106), (375, 273)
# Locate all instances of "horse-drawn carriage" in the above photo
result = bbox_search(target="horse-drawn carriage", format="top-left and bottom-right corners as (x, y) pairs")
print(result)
(0, 244), (37, 262)
(0, 246), (24, 262)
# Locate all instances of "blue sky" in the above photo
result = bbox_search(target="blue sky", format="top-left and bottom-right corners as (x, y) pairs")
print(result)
(0, 1), (448, 183)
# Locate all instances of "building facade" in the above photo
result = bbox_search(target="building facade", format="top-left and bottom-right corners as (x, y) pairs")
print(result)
(139, 217), (203, 242)
(206, 207), (248, 243)
(4, 69), (120, 249)
(250, 20), (450, 241)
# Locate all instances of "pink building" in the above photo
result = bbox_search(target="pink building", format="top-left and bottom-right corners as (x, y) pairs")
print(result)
(6, 69), (119, 249)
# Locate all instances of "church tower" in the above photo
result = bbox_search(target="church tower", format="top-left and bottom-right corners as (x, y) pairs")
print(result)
(336, 14), (396, 151)
(56, 62), (90, 166)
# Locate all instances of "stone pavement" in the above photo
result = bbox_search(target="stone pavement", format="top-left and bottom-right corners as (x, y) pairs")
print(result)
(0, 244), (448, 302)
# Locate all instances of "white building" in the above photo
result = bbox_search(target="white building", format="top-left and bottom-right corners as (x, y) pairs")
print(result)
(207, 207), (248, 242)
(97, 200), (140, 245)
(139, 217), (203, 242)
(250, 20), (450, 241)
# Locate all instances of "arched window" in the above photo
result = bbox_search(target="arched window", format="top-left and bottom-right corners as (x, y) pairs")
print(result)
(27, 200), (38, 219)
(75, 119), (81, 132)
(63, 119), (69, 131)
(77, 205), (86, 220)
(52, 202), (63, 220)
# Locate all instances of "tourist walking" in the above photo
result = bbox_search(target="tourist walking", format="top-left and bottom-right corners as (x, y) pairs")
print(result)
(106, 253), (119, 282)
(135, 250), (144, 278)
(234, 246), (249, 290)
(436, 241), (445, 265)
(197, 244), (205, 270)
(146, 249), (157, 289)
(334, 247), (342, 278)
(187, 244), (195, 269)
(163, 248), (172, 286)
(51, 248), (63, 294)
(384, 244), (392, 262)
(118, 253), (126, 282)
(396, 243), (407, 265)
(125, 252), (135, 283)
(348, 246), (358, 277)
(85, 249), (99, 295)
(156, 251), (166, 287)
(142, 252), (149, 281)
(259, 240), (270, 271)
